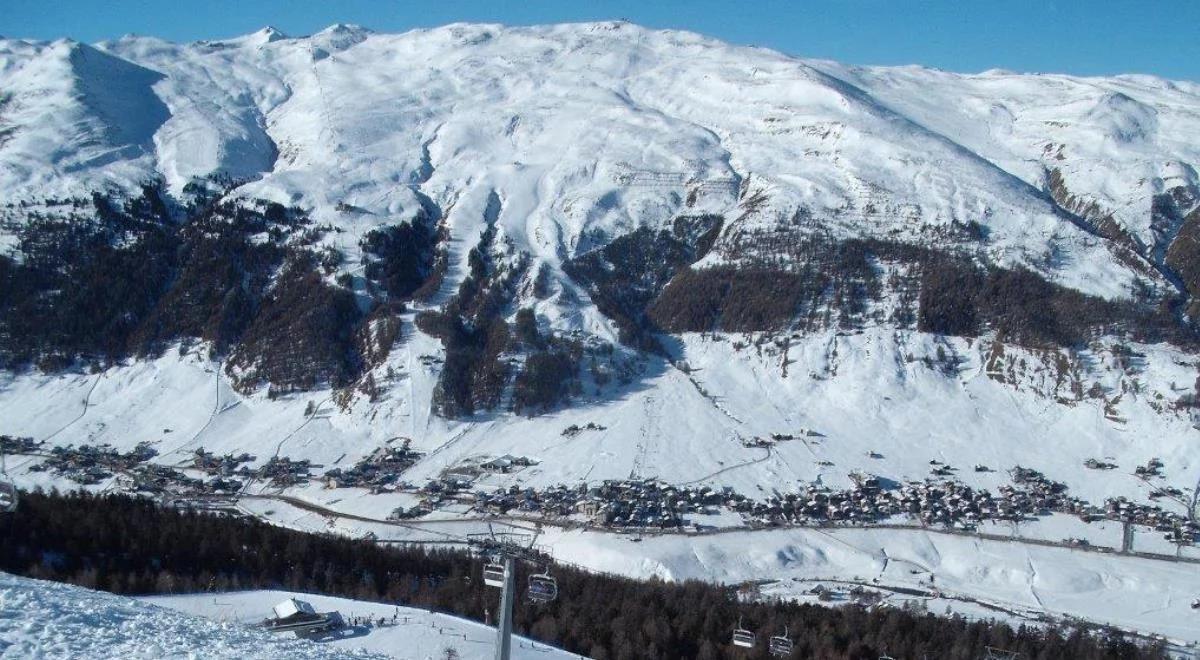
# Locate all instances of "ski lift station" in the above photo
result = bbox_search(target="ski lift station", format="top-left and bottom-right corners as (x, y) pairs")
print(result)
(261, 598), (343, 637)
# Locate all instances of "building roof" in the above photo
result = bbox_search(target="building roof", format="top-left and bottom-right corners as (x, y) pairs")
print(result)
(272, 598), (317, 620)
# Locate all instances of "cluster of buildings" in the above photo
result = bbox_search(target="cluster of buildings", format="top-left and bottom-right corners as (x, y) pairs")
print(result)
(561, 422), (606, 437)
(323, 442), (423, 492)
(1104, 496), (1200, 544)
(259, 456), (315, 487)
(474, 479), (748, 529)
(0, 435), (41, 454)
(121, 463), (204, 494)
(737, 476), (1043, 528)
(28, 442), (159, 485)
(449, 465), (1198, 548)
(1134, 457), (1166, 478)
(191, 448), (256, 476)
(7, 428), (1197, 549)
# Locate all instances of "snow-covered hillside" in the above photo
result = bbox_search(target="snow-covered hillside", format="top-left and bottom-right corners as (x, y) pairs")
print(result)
(0, 572), (386, 659)
(2, 21), (1200, 647)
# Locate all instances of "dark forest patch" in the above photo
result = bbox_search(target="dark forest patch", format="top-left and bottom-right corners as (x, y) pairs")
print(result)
(359, 210), (439, 300)
(0, 185), (437, 393)
(226, 253), (364, 393)
(563, 214), (722, 353)
(646, 233), (1191, 350)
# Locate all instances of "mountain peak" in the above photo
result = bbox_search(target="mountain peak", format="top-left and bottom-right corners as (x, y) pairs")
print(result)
(316, 23), (371, 37)
(248, 25), (288, 45)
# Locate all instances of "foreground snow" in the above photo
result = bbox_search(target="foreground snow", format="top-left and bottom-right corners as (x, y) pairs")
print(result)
(0, 573), (385, 659)
(143, 590), (581, 660)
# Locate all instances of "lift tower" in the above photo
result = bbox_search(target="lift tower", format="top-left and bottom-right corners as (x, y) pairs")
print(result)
(470, 526), (557, 660)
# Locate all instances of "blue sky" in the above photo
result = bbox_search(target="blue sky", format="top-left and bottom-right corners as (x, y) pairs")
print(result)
(5, 0), (1197, 81)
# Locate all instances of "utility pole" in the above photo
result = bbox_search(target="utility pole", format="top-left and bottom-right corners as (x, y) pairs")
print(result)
(494, 555), (515, 660)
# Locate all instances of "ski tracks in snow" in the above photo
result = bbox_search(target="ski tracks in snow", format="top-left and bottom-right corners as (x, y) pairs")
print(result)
(161, 362), (223, 460)
(40, 372), (103, 444)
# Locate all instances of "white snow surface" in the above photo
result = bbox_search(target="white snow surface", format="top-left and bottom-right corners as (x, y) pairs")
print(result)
(0, 572), (386, 659)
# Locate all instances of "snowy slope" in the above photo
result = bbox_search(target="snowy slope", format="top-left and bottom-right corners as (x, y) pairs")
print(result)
(143, 590), (581, 660)
(1, 328), (1195, 515)
(4, 22), (1197, 299)
(0, 572), (386, 659)
(814, 61), (1200, 253)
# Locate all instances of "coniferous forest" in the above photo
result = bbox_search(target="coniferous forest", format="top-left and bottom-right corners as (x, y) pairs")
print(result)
(0, 491), (1167, 660)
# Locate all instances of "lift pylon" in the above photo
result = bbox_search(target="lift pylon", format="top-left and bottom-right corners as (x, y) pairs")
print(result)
(468, 525), (556, 660)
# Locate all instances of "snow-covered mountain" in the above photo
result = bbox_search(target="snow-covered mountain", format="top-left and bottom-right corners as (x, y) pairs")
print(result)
(3, 21), (1199, 298)
(2, 22), (1200, 642)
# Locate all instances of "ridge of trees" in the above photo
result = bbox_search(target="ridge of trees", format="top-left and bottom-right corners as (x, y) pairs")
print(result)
(610, 229), (1193, 351)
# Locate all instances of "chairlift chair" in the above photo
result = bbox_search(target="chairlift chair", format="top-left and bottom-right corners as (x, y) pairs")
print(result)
(0, 452), (15, 514)
(482, 560), (506, 588)
(0, 481), (15, 514)
(769, 625), (793, 657)
(731, 617), (756, 649)
(527, 571), (558, 602)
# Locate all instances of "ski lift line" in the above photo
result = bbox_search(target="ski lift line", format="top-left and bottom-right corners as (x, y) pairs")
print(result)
(482, 561), (506, 588)
(39, 372), (103, 445)
(527, 570), (558, 603)
(160, 361), (223, 459)
(234, 393), (335, 499)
